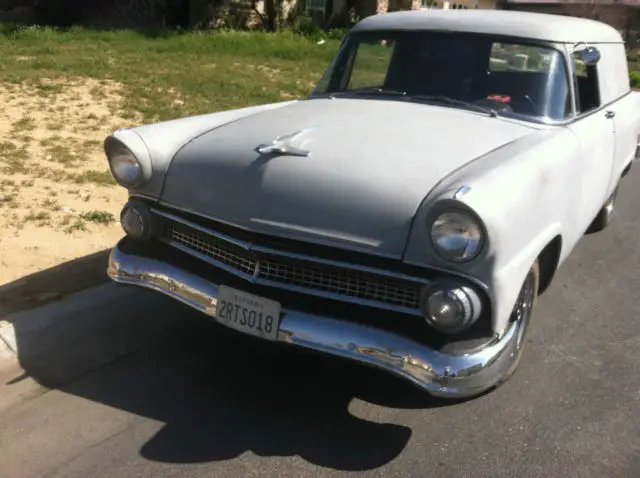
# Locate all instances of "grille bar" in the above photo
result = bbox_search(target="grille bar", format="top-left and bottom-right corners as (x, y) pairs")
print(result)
(159, 214), (425, 315)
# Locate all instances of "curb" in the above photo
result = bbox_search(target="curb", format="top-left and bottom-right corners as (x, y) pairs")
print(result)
(0, 244), (192, 390)
(0, 283), (134, 363)
(0, 280), (187, 389)
(0, 249), (112, 320)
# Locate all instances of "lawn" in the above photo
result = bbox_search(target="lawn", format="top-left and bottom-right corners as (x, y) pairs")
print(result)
(0, 26), (340, 284)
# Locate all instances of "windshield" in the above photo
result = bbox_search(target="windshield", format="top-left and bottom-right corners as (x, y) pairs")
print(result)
(312, 30), (571, 122)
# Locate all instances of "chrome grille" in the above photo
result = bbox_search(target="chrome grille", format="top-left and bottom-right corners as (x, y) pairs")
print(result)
(161, 216), (423, 313)
(258, 260), (419, 307)
(168, 221), (256, 275)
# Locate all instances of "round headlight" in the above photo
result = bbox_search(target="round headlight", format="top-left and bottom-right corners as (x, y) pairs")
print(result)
(420, 283), (482, 334)
(430, 211), (484, 262)
(106, 138), (143, 188)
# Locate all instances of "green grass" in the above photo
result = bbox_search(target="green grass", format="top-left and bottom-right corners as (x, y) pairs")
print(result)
(63, 217), (88, 233)
(0, 26), (341, 123)
(79, 210), (115, 224)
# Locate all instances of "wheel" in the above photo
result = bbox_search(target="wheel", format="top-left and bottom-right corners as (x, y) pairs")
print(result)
(587, 186), (618, 234)
(448, 260), (540, 403)
(494, 259), (540, 388)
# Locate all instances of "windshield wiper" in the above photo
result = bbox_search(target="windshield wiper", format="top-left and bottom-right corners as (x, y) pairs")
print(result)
(330, 87), (408, 98)
(412, 95), (499, 117)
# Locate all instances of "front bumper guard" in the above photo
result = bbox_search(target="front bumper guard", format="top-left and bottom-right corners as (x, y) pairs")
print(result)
(107, 238), (521, 399)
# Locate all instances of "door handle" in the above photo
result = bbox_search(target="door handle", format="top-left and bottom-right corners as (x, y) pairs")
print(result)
(605, 110), (616, 119)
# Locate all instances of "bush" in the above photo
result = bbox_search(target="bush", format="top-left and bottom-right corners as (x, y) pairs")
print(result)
(631, 71), (640, 89)
(292, 16), (324, 41)
(292, 17), (349, 42)
(326, 28), (349, 40)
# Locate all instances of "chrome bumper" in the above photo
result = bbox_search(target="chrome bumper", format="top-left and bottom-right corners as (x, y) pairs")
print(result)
(107, 238), (521, 399)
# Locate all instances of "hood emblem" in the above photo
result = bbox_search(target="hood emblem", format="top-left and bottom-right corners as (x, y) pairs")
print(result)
(255, 127), (316, 158)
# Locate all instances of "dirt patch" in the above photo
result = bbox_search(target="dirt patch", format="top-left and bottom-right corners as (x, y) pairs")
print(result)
(0, 77), (140, 286)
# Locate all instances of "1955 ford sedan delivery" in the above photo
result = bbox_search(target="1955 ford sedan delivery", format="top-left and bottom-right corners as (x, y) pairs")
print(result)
(105, 9), (640, 399)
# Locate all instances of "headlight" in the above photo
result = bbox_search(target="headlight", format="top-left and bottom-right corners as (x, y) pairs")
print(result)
(430, 211), (484, 262)
(105, 137), (143, 188)
(420, 282), (482, 334)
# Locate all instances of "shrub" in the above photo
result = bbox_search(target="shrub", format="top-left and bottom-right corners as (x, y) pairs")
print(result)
(631, 71), (640, 89)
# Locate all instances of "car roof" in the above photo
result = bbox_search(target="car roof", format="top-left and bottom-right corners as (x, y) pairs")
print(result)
(350, 10), (624, 44)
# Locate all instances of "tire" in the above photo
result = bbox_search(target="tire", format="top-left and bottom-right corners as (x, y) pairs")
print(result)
(493, 259), (540, 389)
(587, 186), (618, 234)
(446, 261), (540, 403)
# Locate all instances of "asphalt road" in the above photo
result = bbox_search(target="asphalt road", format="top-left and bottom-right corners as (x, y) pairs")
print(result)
(1, 168), (640, 478)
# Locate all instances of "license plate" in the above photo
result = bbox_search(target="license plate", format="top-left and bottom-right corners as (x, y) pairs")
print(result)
(215, 285), (281, 341)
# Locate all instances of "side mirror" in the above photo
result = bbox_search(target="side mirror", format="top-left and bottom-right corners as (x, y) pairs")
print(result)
(573, 43), (601, 65)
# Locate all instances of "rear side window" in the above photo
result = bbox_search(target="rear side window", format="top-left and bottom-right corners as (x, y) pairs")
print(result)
(572, 53), (601, 114)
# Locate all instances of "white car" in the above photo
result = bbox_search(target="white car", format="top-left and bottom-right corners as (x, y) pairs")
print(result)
(105, 10), (640, 400)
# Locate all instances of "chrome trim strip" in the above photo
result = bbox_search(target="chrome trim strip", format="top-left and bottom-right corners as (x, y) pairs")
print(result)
(154, 209), (252, 250)
(153, 207), (432, 284)
(155, 201), (401, 260)
(162, 238), (424, 316)
(107, 239), (523, 399)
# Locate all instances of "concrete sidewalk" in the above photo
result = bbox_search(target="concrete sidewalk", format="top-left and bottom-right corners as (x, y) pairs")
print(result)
(0, 281), (185, 411)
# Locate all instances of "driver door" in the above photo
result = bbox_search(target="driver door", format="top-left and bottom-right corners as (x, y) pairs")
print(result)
(565, 53), (615, 229)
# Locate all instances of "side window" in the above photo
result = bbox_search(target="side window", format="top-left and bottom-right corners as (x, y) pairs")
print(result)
(485, 42), (570, 119)
(573, 54), (601, 114)
(347, 40), (395, 90)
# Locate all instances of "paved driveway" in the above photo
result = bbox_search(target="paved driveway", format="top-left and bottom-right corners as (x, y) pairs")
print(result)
(1, 169), (639, 478)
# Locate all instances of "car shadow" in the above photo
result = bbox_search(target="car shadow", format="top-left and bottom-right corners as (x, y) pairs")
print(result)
(1, 250), (462, 472)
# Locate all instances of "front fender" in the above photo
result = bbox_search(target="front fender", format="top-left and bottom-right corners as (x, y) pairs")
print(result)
(107, 100), (299, 199)
(403, 126), (581, 333)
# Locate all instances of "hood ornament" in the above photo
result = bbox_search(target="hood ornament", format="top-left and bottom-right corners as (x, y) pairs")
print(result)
(255, 127), (316, 158)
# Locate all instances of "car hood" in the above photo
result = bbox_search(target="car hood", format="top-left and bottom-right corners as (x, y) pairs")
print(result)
(160, 98), (535, 257)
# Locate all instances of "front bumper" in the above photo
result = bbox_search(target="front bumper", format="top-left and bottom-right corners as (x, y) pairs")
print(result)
(107, 238), (522, 399)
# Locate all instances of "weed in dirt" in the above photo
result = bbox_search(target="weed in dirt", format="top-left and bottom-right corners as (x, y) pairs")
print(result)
(90, 85), (107, 100)
(0, 141), (18, 154)
(0, 193), (16, 204)
(34, 83), (64, 96)
(46, 121), (65, 132)
(80, 210), (115, 224)
(40, 135), (64, 148)
(42, 197), (60, 210)
(12, 116), (36, 133)
(21, 179), (35, 187)
(73, 169), (115, 186)
(16, 134), (33, 144)
(24, 211), (50, 222)
(64, 218), (88, 233)
(82, 139), (101, 148)
(1, 146), (30, 174)
(45, 144), (77, 165)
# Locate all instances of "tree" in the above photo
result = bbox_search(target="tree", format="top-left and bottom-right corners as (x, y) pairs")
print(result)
(561, 0), (634, 43)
